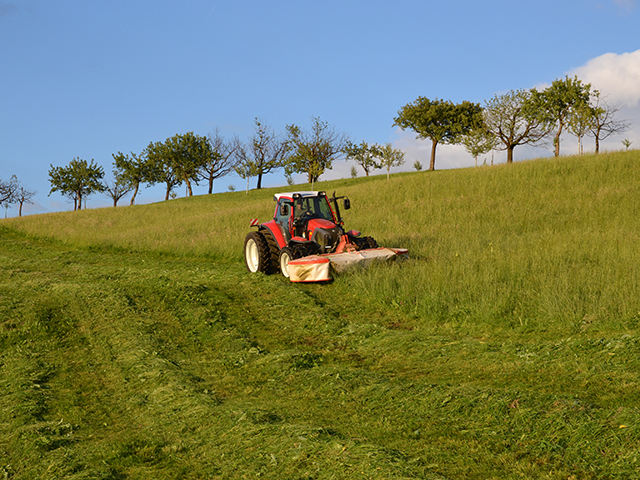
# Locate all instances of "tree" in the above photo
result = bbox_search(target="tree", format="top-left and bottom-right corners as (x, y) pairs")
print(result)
(113, 151), (148, 205)
(588, 91), (633, 154)
(622, 139), (633, 150)
(483, 89), (548, 164)
(199, 128), (239, 194)
(144, 140), (182, 200)
(103, 174), (133, 207)
(393, 97), (482, 171)
(568, 102), (595, 155)
(375, 143), (405, 179)
(48, 158), (105, 210)
(0, 175), (18, 207)
(14, 184), (36, 217)
(234, 118), (289, 190)
(146, 132), (212, 198)
(343, 141), (381, 177)
(285, 117), (348, 189)
(532, 75), (591, 157)
(461, 125), (497, 166)
(233, 157), (255, 194)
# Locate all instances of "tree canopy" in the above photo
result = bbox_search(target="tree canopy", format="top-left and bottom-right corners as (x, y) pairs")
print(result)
(343, 141), (381, 177)
(532, 76), (591, 157)
(376, 143), (405, 179)
(0, 175), (18, 207)
(199, 129), (239, 194)
(461, 125), (497, 166)
(234, 119), (289, 190)
(483, 89), (547, 164)
(285, 117), (348, 189)
(146, 132), (212, 198)
(113, 151), (149, 205)
(393, 97), (482, 170)
(48, 158), (105, 210)
(587, 91), (633, 154)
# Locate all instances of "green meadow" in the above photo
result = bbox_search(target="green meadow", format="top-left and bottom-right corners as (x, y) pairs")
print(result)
(2, 150), (640, 479)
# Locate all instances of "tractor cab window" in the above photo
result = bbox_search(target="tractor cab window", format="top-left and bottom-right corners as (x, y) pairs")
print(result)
(275, 200), (292, 234)
(294, 196), (334, 222)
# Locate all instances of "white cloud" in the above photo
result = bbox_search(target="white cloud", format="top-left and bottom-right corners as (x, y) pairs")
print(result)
(570, 49), (640, 151)
(572, 50), (640, 107)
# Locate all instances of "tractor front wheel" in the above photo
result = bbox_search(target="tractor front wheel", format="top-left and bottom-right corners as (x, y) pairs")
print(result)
(244, 232), (273, 273)
(279, 243), (321, 278)
(279, 247), (294, 278)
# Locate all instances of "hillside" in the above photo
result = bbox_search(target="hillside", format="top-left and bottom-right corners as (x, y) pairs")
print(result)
(2, 151), (640, 479)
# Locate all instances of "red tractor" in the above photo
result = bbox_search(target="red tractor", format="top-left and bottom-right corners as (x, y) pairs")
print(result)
(244, 191), (378, 279)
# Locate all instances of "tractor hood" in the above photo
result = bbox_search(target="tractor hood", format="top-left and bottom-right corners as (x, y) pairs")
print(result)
(306, 218), (337, 230)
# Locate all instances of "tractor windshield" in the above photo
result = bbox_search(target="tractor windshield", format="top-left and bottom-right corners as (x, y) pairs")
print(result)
(293, 196), (335, 223)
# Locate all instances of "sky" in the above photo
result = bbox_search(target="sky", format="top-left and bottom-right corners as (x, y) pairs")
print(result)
(1, 0), (639, 216)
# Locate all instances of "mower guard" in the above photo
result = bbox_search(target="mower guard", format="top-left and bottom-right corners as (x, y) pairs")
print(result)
(288, 247), (409, 283)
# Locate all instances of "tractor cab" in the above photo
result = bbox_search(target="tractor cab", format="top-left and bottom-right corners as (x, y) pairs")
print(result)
(272, 191), (350, 252)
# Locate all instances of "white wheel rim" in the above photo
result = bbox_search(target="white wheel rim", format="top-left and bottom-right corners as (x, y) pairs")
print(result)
(280, 252), (291, 278)
(246, 239), (259, 272)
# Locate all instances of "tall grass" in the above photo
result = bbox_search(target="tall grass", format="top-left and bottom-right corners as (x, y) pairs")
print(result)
(3, 150), (640, 478)
(7, 151), (640, 333)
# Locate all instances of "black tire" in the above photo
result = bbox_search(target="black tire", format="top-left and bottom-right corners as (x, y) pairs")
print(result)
(244, 232), (273, 274)
(261, 229), (280, 274)
(354, 235), (378, 251)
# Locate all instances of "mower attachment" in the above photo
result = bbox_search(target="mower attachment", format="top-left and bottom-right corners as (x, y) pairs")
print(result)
(287, 247), (409, 283)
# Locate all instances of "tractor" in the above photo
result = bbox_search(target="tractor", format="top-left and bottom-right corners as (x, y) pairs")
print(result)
(244, 191), (378, 279)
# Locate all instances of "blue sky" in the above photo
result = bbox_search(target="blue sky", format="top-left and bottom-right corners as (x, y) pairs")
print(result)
(1, 0), (639, 215)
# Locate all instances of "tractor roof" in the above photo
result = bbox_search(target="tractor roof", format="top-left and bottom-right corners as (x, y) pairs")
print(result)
(273, 191), (324, 201)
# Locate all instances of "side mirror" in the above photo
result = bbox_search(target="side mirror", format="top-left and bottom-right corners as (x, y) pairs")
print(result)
(280, 204), (289, 216)
(343, 198), (351, 210)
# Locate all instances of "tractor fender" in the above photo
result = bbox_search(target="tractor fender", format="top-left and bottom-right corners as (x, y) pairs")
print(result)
(345, 230), (361, 238)
(259, 221), (288, 249)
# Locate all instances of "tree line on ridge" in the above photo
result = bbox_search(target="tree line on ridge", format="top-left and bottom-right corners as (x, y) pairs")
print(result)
(1, 75), (633, 213)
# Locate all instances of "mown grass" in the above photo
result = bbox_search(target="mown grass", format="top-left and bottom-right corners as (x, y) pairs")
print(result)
(2, 150), (640, 478)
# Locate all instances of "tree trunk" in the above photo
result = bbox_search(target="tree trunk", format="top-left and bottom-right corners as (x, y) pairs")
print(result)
(554, 124), (563, 157)
(429, 140), (438, 171)
(185, 177), (193, 197)
(130, 182), (139, 205)
(165, 185), (171, 201)
(595, 136), (600, 154)
(256, 174), (263, 189)
(507, 146), (515, 164)
(19, 202), (23, 217)
(208, 175), (214, 194)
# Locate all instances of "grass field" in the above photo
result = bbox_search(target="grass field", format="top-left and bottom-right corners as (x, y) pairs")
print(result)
(2, 151), (640, 478)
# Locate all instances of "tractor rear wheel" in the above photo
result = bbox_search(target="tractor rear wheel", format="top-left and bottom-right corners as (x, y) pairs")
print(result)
(244, 232), (273, 274)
